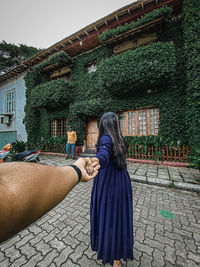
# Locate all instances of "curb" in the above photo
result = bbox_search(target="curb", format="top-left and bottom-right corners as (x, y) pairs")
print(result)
(127, 158), (189, 168)
(130, 175), (200, 193)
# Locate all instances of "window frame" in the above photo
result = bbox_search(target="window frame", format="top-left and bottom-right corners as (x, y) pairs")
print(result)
(50, 118), (68, 137)
(5, 88), (16, 114)
(119, 107), (159, 136)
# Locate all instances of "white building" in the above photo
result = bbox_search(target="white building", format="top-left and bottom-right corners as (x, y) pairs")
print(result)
(0, 72), (27, 148)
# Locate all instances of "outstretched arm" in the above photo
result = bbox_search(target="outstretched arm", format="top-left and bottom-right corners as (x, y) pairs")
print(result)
(0, 158), (100, 243)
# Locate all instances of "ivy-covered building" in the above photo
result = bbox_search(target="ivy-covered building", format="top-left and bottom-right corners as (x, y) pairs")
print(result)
(14, 0), (200, 156)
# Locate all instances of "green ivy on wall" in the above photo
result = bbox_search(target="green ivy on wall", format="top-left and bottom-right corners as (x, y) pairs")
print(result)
(24, 6), (198, 153)
(98, 6), (172, 42)
(30, 78), (74, 109)
(97, 42), (176, 97)
(182, 0), (200, 155)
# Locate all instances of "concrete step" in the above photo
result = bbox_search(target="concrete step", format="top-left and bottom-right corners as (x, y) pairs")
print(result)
(78, 153), (96, 158)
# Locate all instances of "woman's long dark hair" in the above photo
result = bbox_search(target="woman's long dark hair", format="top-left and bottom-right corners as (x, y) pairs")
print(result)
(97, 112), (128, 169)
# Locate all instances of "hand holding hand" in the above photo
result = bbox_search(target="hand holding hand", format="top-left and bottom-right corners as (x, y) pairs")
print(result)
(74, 157), (100, 182)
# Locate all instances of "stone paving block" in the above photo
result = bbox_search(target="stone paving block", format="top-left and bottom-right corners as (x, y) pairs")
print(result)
(9, 255), (28, 267)
(33, 239), (52, 257)
(63, 234), (80, 249)
(28, 231), (48, 246)
(164, 231), (183, 242)
(130, 175), (147, 183)
(135, 228), (145, 243)
(57, 226), (73, 240)
(49, 237), (66, 252)
(21, 253), (43, 267)
(185, 238), (198, 253)
(183, 177), (199, 183)
(53, 245), (74, 266)
(147, 177), (172, 187)
(84, 247), (96, 259)
(28, 225), (43, 236)
(176, 255), (199, 267)
(76, 231), (90, 246)
(69, 242), (88, 262)
(40, 221), (55, 233)
(4, 245), (21, 262)
(145, 225), (155, 239)
(78, 255), (101, 267)
(37, 248), (59, 267)
(0, 235), (21, 250)
(175, 240), (187, 258)
(146, 172), (157, 178)
(134, 241), (153, 256)
(61, 258), (79, 266)
(155, 224), (164, 235)
(0, 258), (10, 267)
(69, 224), (83, 238)
(144, 237), (165, 252)
(157, 175), (170, 180)
(152, 248), (165, 267)
(174, 182), (200, 192)
(155, 234), (174, 247)
(164, 245), (176, 265)
(19, 242), (37, 259)
(140, 252), (153, 266)
(170, 175), (183, 181)
(43, 228), (60, 243)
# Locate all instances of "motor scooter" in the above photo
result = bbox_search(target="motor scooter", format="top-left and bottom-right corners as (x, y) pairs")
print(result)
(0, 144), (41, 163)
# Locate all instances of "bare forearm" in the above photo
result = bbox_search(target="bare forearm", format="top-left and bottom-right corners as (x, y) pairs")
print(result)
(0, 164), (78, 243)
(0, 158), (99, 243)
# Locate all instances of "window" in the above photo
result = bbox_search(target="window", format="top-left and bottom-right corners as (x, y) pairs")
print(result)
(5, 89), (16, 113)
(87, 63), (97, 73)
(51, 118), (68, 137)
(119, 108), (159, 136)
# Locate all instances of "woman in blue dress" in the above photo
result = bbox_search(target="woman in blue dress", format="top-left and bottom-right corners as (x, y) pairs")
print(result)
(90, 112), (134, 267)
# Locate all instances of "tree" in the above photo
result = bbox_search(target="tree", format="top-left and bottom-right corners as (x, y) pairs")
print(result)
(0, 41), (42, 75)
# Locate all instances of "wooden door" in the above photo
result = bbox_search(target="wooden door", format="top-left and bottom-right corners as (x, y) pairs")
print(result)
(86, 119), (98, 150)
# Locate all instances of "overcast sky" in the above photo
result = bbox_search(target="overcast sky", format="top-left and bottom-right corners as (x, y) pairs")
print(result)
(0, 0), (136, 49)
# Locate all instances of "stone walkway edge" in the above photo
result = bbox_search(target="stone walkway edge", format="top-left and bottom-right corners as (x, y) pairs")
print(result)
(40, 152), (200, 193)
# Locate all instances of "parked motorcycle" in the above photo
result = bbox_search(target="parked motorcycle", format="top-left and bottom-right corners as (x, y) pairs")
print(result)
(0, 144), (41, 163)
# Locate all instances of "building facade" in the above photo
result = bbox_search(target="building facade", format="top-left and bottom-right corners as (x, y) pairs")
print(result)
(0, 74), (27, 148)
(0, 0), (199, 157)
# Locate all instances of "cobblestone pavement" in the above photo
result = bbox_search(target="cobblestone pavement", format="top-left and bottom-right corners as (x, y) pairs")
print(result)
(0, 156), (200, 267)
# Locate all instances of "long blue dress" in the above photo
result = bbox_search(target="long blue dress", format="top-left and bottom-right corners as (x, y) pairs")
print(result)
(90, 134), (134, 265)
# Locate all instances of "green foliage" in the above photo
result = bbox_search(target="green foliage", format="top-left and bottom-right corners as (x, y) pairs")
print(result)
(0, 41), (42, 75)
(99, 6), (172, 42)
(42, 50), (72, 67)
(188, 149), (200, 171)
(23, 7), (197, 158)
(24, 51), (72, 90)
(182, 0), (200, 155)
(30, 78), (74, 109)
(12, 140), (26, 152)
(97, 42), (176, 97)
(40, 136), (67, 153)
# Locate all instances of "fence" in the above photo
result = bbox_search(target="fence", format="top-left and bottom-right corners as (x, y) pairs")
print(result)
(128, 144), (189, 162)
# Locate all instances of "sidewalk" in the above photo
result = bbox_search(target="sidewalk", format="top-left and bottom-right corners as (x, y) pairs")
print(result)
(40, 154), (200, 193)
(0, 154), (200, 266)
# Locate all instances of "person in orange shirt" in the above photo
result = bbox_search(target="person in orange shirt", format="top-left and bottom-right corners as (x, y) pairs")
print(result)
(66, 125), (77, 160)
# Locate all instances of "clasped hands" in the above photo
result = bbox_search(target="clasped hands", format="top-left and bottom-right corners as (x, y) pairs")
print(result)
(74, 157), (100, 182)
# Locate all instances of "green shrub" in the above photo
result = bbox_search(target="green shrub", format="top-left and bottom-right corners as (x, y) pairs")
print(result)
(97, 42), (176, 97)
